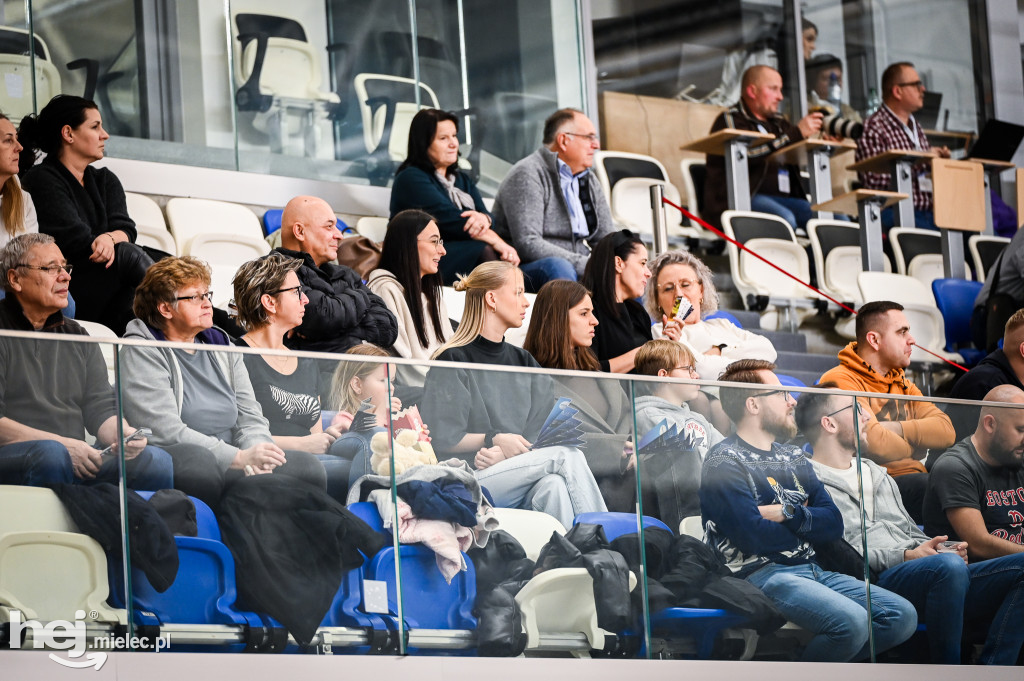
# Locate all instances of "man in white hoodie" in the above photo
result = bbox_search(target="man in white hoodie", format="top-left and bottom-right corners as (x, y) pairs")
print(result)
(797, 382), (1024, 665)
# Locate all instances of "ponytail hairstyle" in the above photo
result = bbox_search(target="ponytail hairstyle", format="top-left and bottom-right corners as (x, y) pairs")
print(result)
(378, 209), (446, 349)
(524, 279), (600, 371)
(18, 94), (99, 174)
(328, 343), (392, 413)
(582, 229), (644, 320)
(431, 260), (519, 358)
(0, 113), (24, 236)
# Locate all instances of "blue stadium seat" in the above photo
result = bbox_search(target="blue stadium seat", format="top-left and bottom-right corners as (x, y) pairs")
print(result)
(704, 310), (742, 328)
(576, 511), (755, 660)
(111, 493), (269, 651)
(573, 511), (672, 540)
(776, 373), (808, 398)
(263, 208), (283, 235)
(931, 278), (986, 367)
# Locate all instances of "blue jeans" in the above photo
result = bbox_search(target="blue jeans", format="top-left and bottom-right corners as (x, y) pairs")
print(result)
(751, 193), (815, 235)
(876, 552), (1024, 664)
(474, 446), (607, 529)
(337, 428), (383, 489)
(746, 562), (917, 662)
(520, 257), (577, 293)
(880, 207), (936, 231)
(0, 440), (173, 491)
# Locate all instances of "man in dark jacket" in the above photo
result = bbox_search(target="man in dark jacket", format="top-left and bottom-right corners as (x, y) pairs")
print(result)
(274, 195), (398, 355)
(947, 308), (1024, 441)
(703, 66), (823, 235)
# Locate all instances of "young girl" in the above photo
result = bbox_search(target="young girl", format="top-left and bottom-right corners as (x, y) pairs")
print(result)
(421, 261), (606, 528)
(328, 343), (402, 485)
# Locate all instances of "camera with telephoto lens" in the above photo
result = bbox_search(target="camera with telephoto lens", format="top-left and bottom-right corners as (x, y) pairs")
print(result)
(822, 114), (863, 139)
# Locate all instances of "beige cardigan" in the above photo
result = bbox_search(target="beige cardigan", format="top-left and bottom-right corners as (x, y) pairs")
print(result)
(366, 268), (454, 386)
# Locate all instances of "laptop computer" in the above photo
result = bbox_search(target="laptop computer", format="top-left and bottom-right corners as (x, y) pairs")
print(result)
(968, 119), (1024, 162)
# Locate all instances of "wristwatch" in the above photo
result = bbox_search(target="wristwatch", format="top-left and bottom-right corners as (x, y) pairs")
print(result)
(781, 502), (796, 520)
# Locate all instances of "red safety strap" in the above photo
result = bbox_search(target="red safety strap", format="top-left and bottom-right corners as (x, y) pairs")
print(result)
(660, 196), (968, 372)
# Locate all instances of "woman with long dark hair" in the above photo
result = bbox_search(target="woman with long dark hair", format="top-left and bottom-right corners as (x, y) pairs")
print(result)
(20, 94), (151, 334)
(390, 108), (518, 284)
(366, 209), (454, 388)
(524, 279), (635, 510)
(582, 229), (680, 373)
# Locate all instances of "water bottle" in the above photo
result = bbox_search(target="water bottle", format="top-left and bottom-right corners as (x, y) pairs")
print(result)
(828, 73), (842, 109)
(866, 87), (881, 116)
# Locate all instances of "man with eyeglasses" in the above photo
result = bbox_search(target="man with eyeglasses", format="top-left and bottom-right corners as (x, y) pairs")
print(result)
(798, 383), (1024, 665)
(0, 233), (172, 489)
(274, 195), (398, 358)
(856, 61), (950, 230)
(699, 358), (917, 662)
(491, 108), (615, 292)
(820, 300), (956, 522)
(703, 65), (824, 237)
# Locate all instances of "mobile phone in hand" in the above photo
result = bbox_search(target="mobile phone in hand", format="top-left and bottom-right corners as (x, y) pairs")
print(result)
(99, 427), (152, 458)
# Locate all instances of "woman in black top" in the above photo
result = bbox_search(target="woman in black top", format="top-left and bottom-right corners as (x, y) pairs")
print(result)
(20, 95), (152, 335)
(582, 229), (682, 373)
(421, 261), (606, 528)
(231, 253), (353, 499)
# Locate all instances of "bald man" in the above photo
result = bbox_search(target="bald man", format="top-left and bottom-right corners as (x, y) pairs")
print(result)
(948, 308), (1024, 440)
(703, 65), (824, 235)
(924, 385), (1024, 561)
(273, 195), (397, 356)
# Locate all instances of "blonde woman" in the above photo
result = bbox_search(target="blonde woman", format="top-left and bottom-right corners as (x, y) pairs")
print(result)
(420, 260), (606, 528)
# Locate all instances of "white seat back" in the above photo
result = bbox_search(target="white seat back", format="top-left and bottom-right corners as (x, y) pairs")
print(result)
(738, 237), (812, 298)
(0, 486), (125, 624)
(187, 233), (271, 308)
(968, 234), (1010, 281)
(165, 198), (264, 256)
(491, 508), (566, 561)
(75, 320), (119, 385)
(609, 177), (690, 237)
(354, 74), (439, 157)
(125, 192), (176, 255)
(679, 516), (704, 540)
(355, 216), (389, 243)
(906, 254), (972, 287)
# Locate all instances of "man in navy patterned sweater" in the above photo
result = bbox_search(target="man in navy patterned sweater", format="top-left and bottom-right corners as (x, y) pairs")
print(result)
(699, 359), (916, 661)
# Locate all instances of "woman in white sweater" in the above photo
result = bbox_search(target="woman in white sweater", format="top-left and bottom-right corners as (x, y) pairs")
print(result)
(366, 209), (454, 390)
(0, 114), (38, 250)
(646, 250), (776, 380)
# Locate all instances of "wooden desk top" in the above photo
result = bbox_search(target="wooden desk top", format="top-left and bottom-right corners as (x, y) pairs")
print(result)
(769, 138), (857, 165)
(812, 189), (908, 216)
(680, 128), (775, 155)
(967, 157), (1016, 171)
(847, 149), (937, 173)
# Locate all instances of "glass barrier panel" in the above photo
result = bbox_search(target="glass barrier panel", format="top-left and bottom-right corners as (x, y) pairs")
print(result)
(390, 357), (645, 657)
(18, 0), (239, 171)
(108, 340), (402, 655)
(0, 332), (132, 657)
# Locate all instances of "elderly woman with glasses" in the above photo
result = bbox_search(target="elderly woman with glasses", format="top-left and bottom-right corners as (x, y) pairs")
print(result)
(119, 255), (326, 507)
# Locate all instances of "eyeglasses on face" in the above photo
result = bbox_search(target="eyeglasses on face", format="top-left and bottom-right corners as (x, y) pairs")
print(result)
(419, 237), (444, 249)
(16, 263), (72, 275)
(897, 80), (925, 89)
(672, 365), (697, 374)
(563, 131), (600, 144)
(174, 291), (214, 304)
(273, 285), (306, 299)
(824, 403), (855, 419)
(756, 388), (794, 401)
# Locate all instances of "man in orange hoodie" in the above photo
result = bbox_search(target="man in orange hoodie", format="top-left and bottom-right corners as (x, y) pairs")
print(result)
(819, 301), (955, 522)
